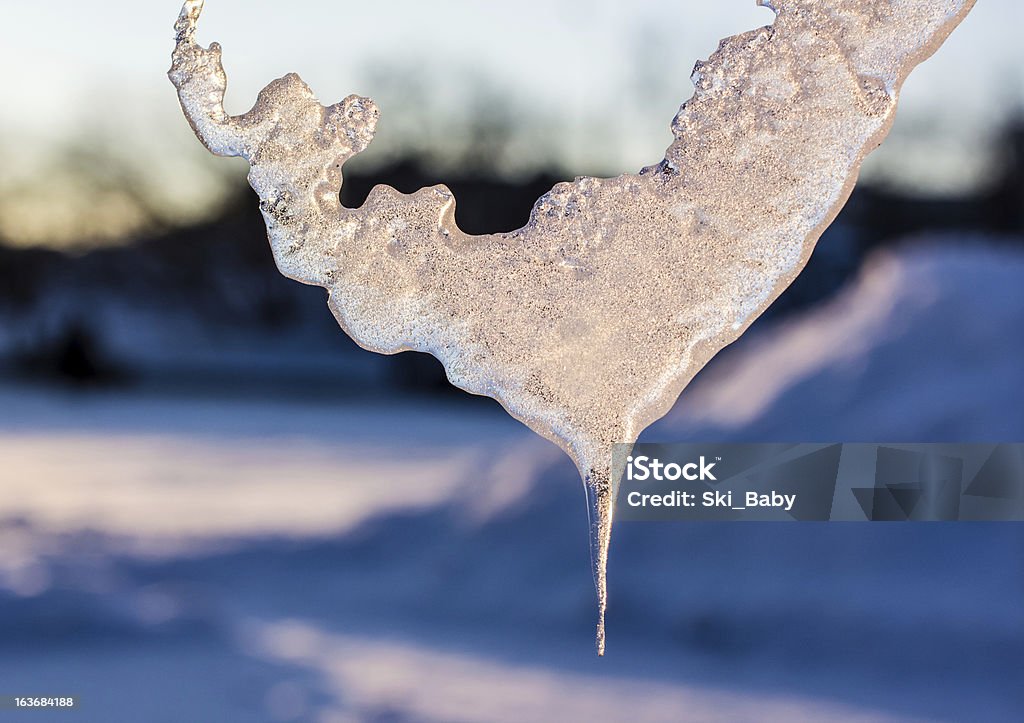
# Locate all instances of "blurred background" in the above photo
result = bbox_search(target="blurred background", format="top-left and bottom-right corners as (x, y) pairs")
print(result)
(1, 1), (1022, 721)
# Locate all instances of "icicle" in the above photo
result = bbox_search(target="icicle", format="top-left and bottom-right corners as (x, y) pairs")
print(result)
(169, 0), (975, 653)
(583, 461), (614, 656)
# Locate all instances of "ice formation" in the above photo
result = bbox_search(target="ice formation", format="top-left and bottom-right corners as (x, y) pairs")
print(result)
(169, 0), (974, 653)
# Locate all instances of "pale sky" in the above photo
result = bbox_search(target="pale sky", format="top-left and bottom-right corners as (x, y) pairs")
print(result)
(0, 1), (1021, 245)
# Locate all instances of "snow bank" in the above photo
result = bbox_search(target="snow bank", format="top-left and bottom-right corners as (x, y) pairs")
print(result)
(654, 239), (1024, 441)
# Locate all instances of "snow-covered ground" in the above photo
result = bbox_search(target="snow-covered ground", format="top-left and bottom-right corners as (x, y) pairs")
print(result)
(0, 241), (1021, 722)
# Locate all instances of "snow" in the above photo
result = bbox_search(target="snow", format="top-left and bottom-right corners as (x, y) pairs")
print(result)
(654, 240), (1024, 442)
(0, 241), (1021, 721)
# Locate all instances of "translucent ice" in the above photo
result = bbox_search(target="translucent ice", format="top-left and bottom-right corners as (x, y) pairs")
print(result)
(170, 0), (974, 654)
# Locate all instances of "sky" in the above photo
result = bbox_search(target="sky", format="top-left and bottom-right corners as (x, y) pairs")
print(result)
(0, 0), (1021, 246)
